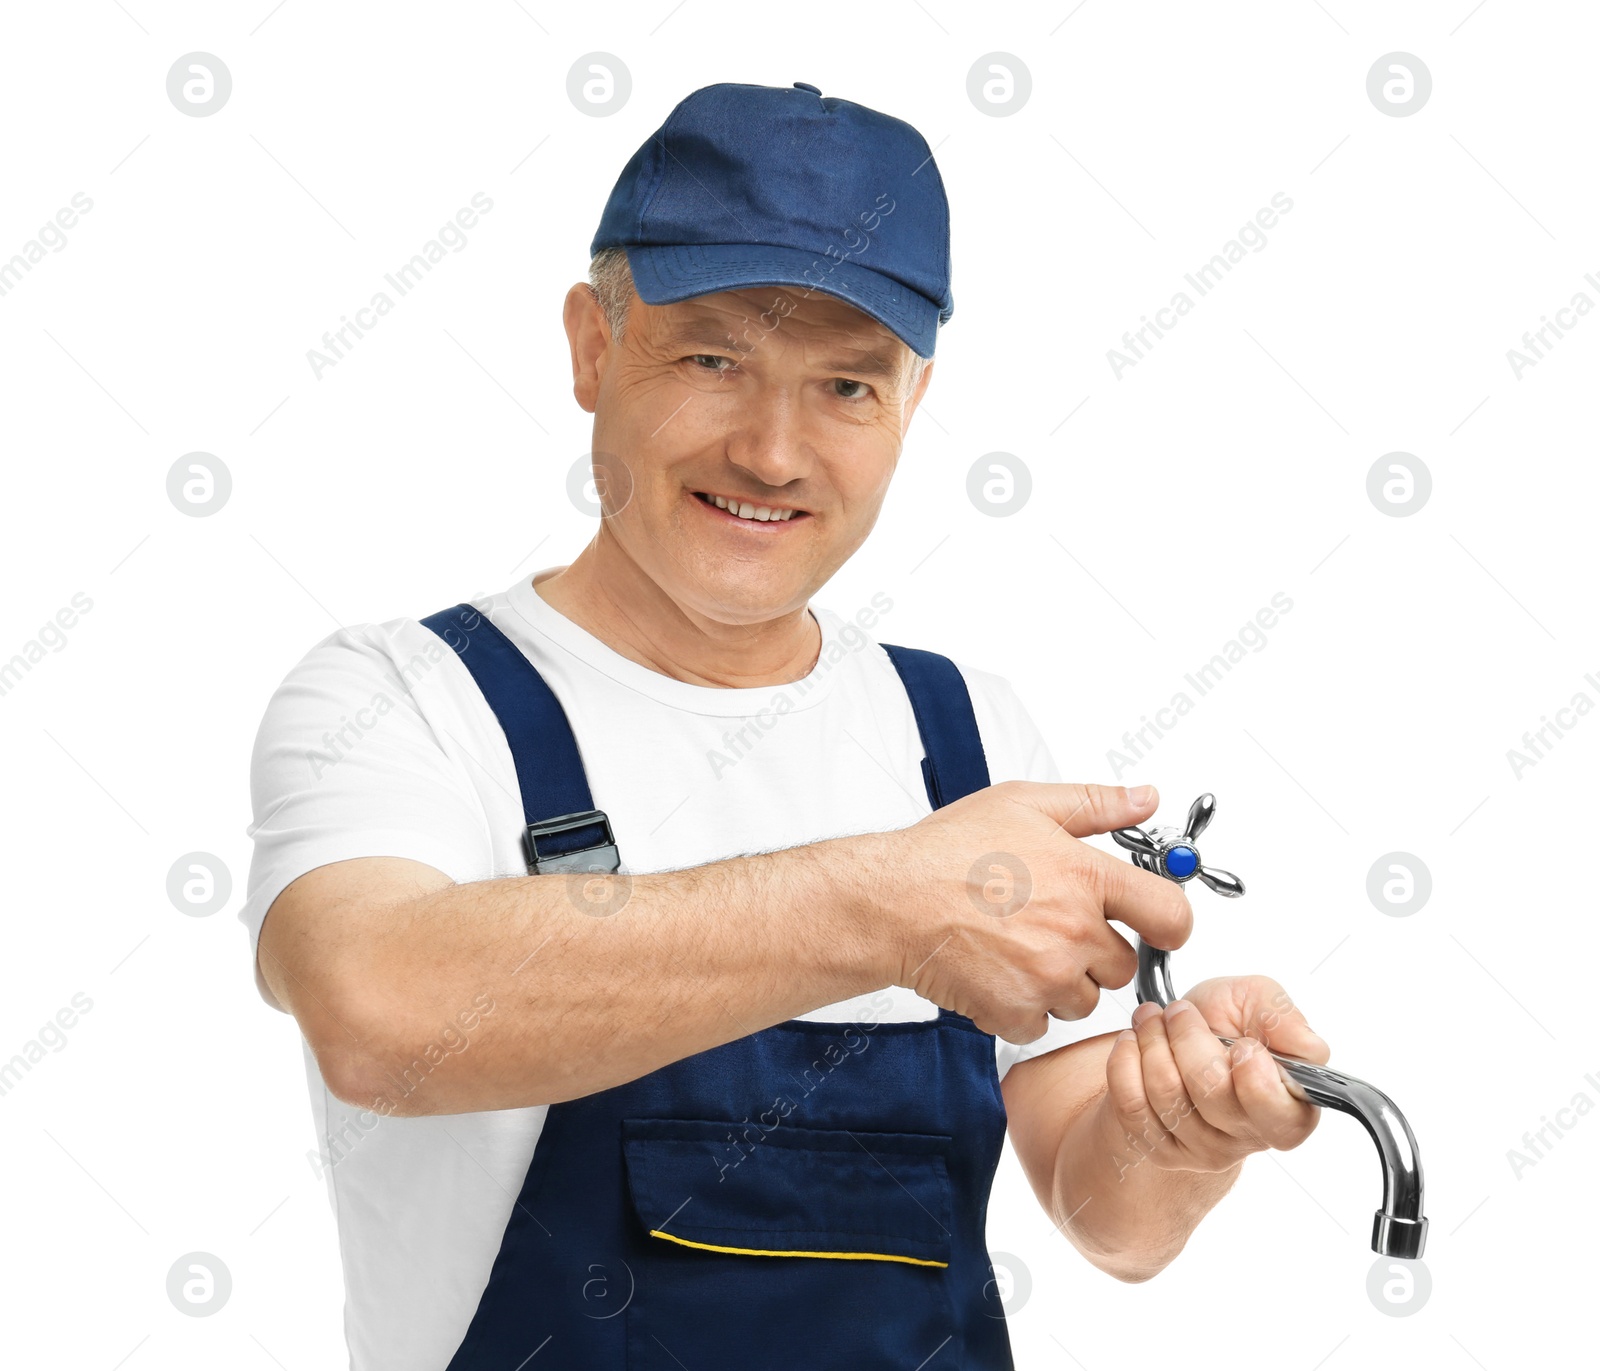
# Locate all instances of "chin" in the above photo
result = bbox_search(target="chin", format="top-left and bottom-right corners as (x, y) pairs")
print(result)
(677, 570), (813, 623)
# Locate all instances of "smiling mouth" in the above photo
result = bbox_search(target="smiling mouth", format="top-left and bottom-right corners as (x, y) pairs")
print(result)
(692, 490), (808, 524)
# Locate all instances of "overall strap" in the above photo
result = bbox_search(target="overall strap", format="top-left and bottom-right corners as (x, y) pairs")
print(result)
(421, 602), (620, 875)
(879, 644), (992, 809)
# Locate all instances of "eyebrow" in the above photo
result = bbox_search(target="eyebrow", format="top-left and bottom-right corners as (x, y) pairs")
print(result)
(661, 321), (753, 353)
(660, 318), (905, 379)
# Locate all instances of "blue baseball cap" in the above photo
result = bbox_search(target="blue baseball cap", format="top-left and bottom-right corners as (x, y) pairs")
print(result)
(590, 81), (953, 359)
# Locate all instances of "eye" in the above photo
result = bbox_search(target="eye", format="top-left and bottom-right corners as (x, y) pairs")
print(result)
(687, 353), (739, 375)
(832, 377), (873, 401)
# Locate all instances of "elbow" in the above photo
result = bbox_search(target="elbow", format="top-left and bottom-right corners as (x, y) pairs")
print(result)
(315, 1036), (450, 1119)
(315, 1038), (393, 1113)
(310, 985), (540, 1117)
(1096, 1255), (1173, 1284)
(308, 1004), (407, 1113)
(301, 980), (423, 1115)
(1063, 1229), (1182, 1284)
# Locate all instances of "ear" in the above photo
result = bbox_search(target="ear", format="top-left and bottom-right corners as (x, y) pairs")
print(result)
(563, 282), (612, 413)
(900, 356), (934, 435)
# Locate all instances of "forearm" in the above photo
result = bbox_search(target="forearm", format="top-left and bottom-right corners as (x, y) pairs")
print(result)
(1045, 1033), (1241, 1281)
(337, 832), (898, 1115)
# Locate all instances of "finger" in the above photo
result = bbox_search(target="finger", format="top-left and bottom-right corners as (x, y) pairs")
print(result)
(1022, 894), (1137, 1010)
(1105, 1029), (1165, 1172)
(1009, 781), (1160, 839)
(1044, 967), (1106, 1024)
(1093, 853), (1194, 952)
(1230, 1036), (1320, 1149)
(1214, 975), (1331, 1065)
(987, 1010), (1048, 1045)
(1131, 1002), (1188, 1135)
(1162, 999), (1248, 1136)
(1042, 900), (1141, 996)
(1084, 927), (1139, 991)
(1133, 1002), (1232, 1156)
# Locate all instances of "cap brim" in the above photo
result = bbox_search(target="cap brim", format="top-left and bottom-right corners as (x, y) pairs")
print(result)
(625, 242), (941, 359)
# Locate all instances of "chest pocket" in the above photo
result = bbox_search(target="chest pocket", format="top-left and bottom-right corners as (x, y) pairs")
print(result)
(621, 1117), (960, 1368)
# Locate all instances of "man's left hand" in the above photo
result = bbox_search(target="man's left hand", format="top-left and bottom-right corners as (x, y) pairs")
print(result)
(1104, 974), (1330, 1175)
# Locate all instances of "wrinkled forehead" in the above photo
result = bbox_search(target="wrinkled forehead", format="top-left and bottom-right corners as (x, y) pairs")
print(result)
(642, 286), (908, 368)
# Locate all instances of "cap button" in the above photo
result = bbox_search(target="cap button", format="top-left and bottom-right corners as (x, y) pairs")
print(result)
(793, 82), (822, 96)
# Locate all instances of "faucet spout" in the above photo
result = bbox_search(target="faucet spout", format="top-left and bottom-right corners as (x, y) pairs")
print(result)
(1137, 940), (1428, 1258)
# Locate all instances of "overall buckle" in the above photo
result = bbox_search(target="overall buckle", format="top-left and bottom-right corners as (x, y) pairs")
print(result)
(523, 809), (621, 876)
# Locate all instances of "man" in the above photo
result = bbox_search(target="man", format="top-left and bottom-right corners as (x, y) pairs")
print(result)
(244, 81), (1330, 1371)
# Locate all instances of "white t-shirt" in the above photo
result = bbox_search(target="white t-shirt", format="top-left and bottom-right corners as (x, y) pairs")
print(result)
(241, 570), (1084, 1371)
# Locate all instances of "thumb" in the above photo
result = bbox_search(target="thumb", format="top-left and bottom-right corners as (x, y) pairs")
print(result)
(1009, 782), (1160, 839)
(1190, 975), (1332, 1066)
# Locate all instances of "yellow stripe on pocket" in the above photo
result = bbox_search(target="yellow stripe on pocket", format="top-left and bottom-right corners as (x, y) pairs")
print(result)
(647, 1229), (949, 1268)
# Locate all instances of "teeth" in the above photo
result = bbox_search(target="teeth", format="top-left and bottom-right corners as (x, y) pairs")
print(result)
(707, 494), (797, 522)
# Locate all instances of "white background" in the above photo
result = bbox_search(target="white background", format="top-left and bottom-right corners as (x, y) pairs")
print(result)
(1, 1), (1595, 1367)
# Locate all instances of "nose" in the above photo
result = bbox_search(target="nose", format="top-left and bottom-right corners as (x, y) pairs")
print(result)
(723, 383), (815, 491)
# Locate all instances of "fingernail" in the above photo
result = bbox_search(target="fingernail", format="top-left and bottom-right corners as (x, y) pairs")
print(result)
(1131, 1001), (1163, 1026)
(1163, 999), (1193, 1021)
(1128, 785), (1155, 807)
(1116, 1029), (1137, 1044)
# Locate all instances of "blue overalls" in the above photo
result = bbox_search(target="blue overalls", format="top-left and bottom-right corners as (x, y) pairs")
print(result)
(421, 602), (1016, 1370)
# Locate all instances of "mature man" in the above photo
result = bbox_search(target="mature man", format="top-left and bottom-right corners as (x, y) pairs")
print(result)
(244, 81), (1330, 1371)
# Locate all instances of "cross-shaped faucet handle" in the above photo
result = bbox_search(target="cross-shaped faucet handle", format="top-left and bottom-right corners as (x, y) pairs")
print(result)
(1111, 792), (1246, 898)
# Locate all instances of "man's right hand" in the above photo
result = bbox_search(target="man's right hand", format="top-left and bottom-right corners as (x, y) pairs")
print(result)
(867, 781), (1194, 1043)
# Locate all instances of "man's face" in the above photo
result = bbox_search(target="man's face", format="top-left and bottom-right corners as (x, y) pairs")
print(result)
(565, 281), (933, 626)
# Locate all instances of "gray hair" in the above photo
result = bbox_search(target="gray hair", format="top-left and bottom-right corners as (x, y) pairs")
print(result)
(587, 246), (928, 393)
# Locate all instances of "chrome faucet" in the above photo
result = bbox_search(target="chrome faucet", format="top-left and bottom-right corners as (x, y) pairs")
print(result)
(1113, 793), (1429, 1259)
